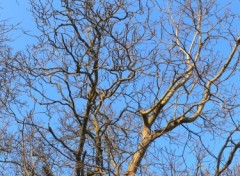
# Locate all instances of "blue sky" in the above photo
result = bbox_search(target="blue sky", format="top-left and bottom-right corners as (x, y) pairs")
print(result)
(0, 0), (36, 50)
(1, 0), (240, 50)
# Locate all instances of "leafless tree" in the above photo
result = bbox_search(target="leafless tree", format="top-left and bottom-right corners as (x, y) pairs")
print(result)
(0, 20), (31, 175)
(2, 0), (240, 175)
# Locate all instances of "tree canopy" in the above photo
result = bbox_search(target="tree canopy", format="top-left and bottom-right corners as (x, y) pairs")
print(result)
(1, 0), (240, 175)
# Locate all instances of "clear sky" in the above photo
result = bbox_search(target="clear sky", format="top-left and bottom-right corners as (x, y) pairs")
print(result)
(0, 0), (36, 50)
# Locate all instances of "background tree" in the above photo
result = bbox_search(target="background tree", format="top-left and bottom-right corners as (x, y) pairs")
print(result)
(0, 19), (32, 175)
(1, 0), (240, 175)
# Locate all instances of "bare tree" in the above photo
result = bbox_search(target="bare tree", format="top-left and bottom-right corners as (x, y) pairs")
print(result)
(2, 0), (240, 175)
(0, 19), (32, 175)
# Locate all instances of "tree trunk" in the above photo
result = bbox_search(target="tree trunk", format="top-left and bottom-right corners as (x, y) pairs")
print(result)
(125, 128), (152, 175)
